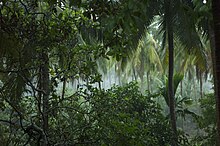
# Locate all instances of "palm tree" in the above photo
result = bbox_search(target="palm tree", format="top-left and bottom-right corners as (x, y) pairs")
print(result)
(128, 31), (163, 92)
(156, 0), (206, 144)
(81, 1), (209, 144)
(212, 0), (220, 145)
(162, 1), (179, 144)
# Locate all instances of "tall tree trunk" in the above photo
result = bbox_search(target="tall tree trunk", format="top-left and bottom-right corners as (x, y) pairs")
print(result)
(212, 0), (220, 145)
(167, 0), (178, 145)
(208, 19), (219, 144)
(41, 50), (50, 146)
(168, 27), (178, 145)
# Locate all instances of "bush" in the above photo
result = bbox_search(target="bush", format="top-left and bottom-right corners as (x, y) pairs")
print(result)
(48, 82), (175, 145)
(192, 93), (217, 146)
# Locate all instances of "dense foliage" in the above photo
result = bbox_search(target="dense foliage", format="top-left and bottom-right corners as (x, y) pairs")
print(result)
(0, 83), (175, 145)
(0, 0), (219, 145)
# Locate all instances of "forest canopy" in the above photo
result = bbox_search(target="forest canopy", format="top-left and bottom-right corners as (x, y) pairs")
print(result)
(0, 0), (220, 146)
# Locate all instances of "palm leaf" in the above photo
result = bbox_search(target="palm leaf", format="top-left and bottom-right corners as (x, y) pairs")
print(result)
(161, 73), (184, 107)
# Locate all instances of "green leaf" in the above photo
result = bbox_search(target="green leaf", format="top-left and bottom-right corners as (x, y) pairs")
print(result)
(173, 73), (184, 95)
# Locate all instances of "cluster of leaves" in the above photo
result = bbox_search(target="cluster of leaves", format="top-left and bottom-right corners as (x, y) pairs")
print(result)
(42, 82), (176, 145)
(0, 1), (104, 145)
(0, 82), (179, 145)
(192, 93), (217, 146)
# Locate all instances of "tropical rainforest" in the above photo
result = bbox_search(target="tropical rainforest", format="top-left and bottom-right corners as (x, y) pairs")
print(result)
(0, 0), (220, 146)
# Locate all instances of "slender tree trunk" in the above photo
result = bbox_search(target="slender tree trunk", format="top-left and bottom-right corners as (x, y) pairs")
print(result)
(209, 20), (218, 146)
(37, 67), (42, 123)
(166, 0), (177, 144)
(132, 67), (137, 81)
(140, 75), (144, 92)
(212, 0), (220, 145)
(117, 63), (121, 85)
(41, 50), (50, 146)
(61, 77), (66, 100)
(147, 71), (150, 91)
(168, 27), (178, 145)
(199, 72), (203, 98)
(180, 81), (183, 97)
